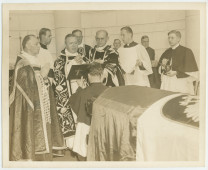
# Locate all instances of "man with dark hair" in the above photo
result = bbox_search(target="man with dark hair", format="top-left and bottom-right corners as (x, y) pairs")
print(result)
(9, 35), (65, 161)
(89, 30), (125, 87)
(37, 28), (54, 82)
(72, 29), (92, 63)
(121, 26), (133, 36)
(118, 26), (152, 86)
(141, 35), (161, 88)
(39, 28), (52, 47)
(158, 30), (199, 94)
(168, 30), (181, 38)
(113, 39), (121, 51)
(53, 34), (85, 150)
(141, 35), (154, 60)
(68, 62), (108, 160)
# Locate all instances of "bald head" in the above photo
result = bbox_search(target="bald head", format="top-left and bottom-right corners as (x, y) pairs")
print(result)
(22, 35), (40, 56)
(96, 30), (108, 37)
(95, 30), (109, 47)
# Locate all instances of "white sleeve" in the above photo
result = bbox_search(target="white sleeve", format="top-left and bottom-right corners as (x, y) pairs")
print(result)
(47, 52), (54, 69)
(185, 71), (199, 80)
(158, 66), (162, 74)
(136, 44), (153, 75)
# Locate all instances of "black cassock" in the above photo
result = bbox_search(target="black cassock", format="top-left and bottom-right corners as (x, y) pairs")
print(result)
(158, 45), (198, 94)
(145, 46), (161, 89)
(158, 45), (198, 78)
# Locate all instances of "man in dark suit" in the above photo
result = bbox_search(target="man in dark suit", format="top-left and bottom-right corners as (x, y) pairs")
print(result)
(141, 35), (160, 88)
(69, 62), (108, 160)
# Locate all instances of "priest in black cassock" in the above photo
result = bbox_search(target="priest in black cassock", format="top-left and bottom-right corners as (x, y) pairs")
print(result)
(158, 30), (199, 95)
(141, 35), (161, 89)
(89, 30), (125, 87)
(72, 29), (92, 63)
(69, 62), (108, 160)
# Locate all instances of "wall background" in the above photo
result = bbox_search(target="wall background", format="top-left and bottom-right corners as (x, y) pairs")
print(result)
(9, 10), (200, 68)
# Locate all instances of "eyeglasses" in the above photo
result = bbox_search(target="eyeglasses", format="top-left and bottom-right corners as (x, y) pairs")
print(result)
(96, 38), (105, 41)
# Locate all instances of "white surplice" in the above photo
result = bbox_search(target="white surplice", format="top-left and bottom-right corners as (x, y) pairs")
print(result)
(118, 44), (152, 87)
(37, 47), (54, 69)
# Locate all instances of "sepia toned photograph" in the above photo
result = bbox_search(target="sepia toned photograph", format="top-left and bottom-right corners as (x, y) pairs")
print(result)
(2, 2), (207, 168)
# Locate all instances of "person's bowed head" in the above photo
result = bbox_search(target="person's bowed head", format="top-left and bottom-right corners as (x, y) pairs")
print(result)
(76, 62), (104, 89)
(76, 76), (88, 89)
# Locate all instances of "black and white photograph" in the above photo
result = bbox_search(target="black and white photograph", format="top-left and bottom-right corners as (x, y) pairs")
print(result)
(1, 2), (207, 168)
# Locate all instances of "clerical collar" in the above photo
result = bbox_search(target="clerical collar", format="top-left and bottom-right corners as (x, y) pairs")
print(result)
(96, 44), (108, 51)
(171, 43), (180, 50)
(65, 49), (78, 57)
(124, 41), (138, 48)
(40, 43), (47, 50)
(21, 51), (40, 66)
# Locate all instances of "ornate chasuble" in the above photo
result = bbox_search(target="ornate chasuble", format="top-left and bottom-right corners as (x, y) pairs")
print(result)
(89, 45), (125, 86)
(78, 44), (92, 63)
(53, 49), (76, 138)
(9, 55), (64, 161)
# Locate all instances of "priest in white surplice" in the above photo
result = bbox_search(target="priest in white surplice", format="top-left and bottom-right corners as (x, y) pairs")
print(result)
(118, 26), (152, 87)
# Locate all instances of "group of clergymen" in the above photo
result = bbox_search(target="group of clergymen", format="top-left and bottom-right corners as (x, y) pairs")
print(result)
(9, 26), (199, 161)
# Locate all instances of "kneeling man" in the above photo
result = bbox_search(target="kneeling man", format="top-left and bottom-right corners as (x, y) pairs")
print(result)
(69, 63), (108, 160)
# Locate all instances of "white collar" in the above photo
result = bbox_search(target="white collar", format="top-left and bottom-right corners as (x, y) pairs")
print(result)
(21, 51), (40, 66)
(96, 44), (108, 51)
(171, 43), (180, 50)
(65, 49), (78, 56)
(126, 40), (134, 46)
(78, 43), (84, 48)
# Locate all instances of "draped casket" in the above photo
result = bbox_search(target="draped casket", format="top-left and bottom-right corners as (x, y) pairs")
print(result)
(87, 86), (199, 161)
(87, 86), (175, 161)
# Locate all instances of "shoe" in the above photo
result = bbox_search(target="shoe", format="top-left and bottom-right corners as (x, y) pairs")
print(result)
(76, 154), (86, 161)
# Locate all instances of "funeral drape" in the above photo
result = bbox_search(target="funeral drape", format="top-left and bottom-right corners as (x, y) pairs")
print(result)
(87, 86), (175, 161)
